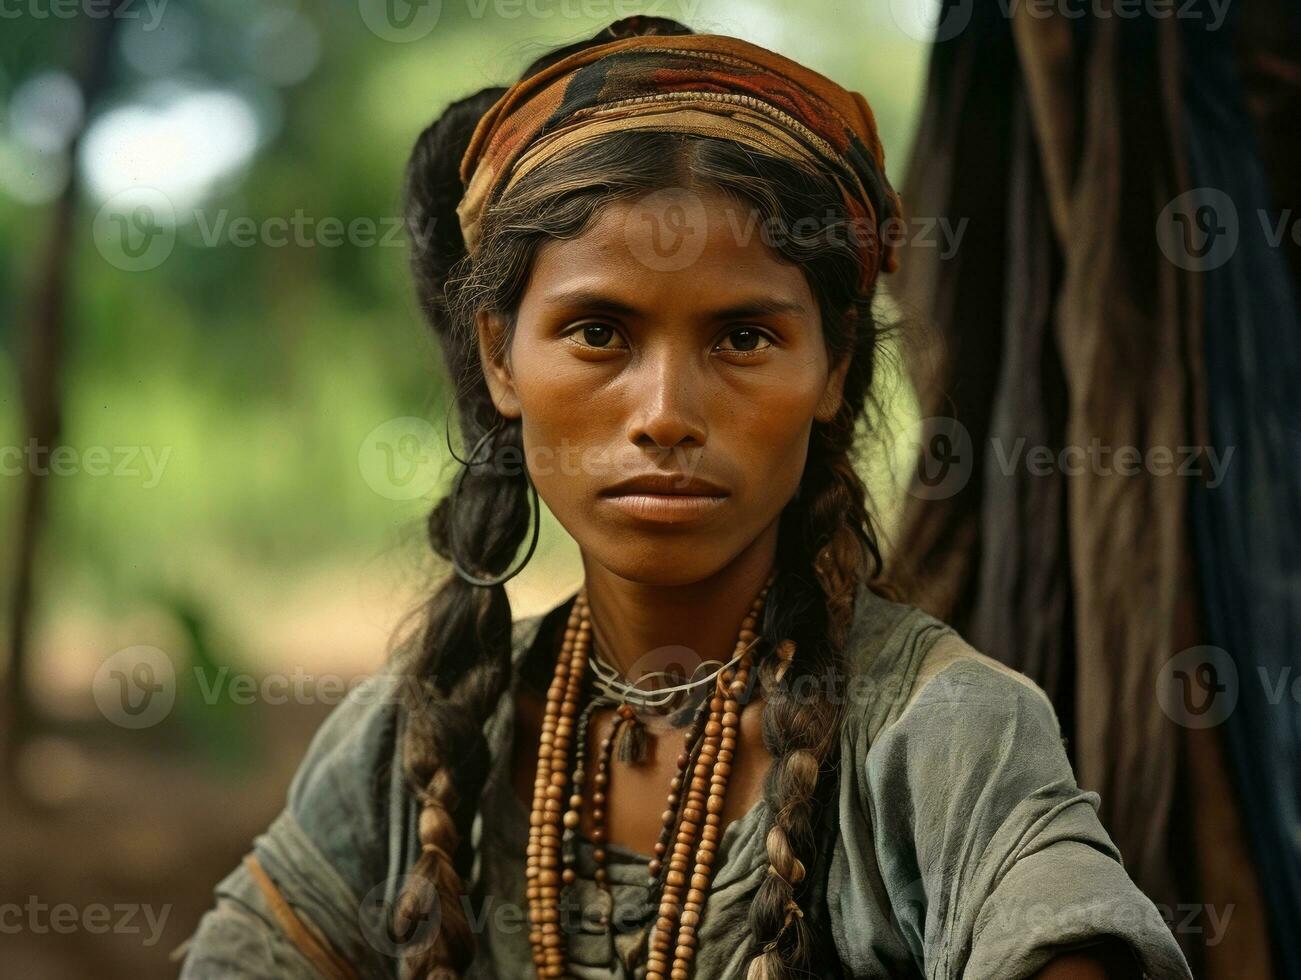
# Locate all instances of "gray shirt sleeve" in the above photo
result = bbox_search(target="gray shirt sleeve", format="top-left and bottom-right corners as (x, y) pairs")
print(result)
(176, 614), (551, 980)
(176, 673), (408, 980)
(862, 634), (1193, 980)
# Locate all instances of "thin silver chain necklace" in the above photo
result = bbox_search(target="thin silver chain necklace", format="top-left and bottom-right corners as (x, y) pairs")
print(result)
(585, 636), (759, 709)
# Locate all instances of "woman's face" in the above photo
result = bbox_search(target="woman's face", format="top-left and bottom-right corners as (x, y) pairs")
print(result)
(478, 186), (849, 585)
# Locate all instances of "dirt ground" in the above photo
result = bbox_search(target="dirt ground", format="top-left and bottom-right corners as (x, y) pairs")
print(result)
(1, 700), (335, 979)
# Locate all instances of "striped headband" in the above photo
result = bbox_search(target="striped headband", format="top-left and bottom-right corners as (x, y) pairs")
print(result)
(456, 32), (902, 292)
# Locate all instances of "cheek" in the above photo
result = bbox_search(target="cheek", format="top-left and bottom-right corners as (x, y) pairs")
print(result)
(760, 413), (816, 471)
(730, 382), (820, 496)
(509, 334), (587, 439)
(507, 348), (614, 509)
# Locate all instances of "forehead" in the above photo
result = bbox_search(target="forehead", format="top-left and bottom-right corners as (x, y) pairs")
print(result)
(522, 187), (817, 312)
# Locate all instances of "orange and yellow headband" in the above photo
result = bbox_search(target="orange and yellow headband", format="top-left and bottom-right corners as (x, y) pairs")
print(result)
(456, 32), (902, 292)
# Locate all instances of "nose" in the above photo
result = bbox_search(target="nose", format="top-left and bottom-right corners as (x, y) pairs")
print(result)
(624, 345), (707, 451)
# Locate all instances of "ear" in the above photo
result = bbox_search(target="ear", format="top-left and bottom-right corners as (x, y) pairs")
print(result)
(814, 351), (851, 423)
(476, 310), (521, 419)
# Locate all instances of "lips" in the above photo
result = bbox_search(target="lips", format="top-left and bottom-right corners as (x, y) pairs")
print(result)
(598, 472), (730, 498)
(598, 472), (730, 525)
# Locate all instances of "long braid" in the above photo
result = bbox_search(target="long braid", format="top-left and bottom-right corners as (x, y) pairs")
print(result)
(744, 334), (889, 978)
(393, 80), (536, 977)
(394, 419), (531, 976)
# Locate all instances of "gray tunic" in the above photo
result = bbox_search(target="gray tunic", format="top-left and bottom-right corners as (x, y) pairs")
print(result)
(176, 585), (1193, 979)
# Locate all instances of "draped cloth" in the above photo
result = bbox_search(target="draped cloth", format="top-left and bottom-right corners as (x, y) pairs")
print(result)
(887, 1), (1296, 976)
(454, 32), (902, 294)
(1182, 2), (1301, 978)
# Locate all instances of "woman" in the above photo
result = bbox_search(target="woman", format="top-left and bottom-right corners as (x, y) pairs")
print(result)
(178, 16), (1193, 980)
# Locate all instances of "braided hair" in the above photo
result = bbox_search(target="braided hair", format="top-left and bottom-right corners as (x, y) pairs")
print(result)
(393, 16), (897, 979)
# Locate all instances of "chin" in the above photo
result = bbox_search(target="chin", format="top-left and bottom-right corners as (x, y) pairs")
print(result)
(580, 536), (731, 588)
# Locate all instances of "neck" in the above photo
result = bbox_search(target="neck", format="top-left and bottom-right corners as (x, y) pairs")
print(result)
(578, 520), (780, 686)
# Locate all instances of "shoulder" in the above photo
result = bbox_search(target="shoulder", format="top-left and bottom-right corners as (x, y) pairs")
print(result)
(286, 670), (404, 809)
(836, 595), (1075, 824)
(893, 629), (1062, 742)
(285, 610), (552, 881)
(179, 671), (411, 978)
(837, 585), (1060, 750)
(282, 670), (410, 892)
(838, 579), (1061, 742)
(855, 623), (1069, 782)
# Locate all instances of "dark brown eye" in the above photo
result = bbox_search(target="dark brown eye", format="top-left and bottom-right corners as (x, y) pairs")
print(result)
(566, 321), (627, 351)
(717, 327), (773, 354)
(581, 324), (617, 347)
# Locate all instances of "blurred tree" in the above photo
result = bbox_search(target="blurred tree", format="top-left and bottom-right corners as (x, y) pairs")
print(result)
(3, 1), (125, 789)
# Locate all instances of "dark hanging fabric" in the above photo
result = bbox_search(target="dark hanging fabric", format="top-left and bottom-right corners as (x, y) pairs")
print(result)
(884, 1), (1289, 973)
(1180, 3), (1301, 978)
(970, 84), (1076, 747)
(889, 0), (1191, 905)
(884, 1), (1017, 637)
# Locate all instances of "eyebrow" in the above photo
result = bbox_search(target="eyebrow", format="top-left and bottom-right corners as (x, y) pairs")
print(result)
(540, 287), (809, 321)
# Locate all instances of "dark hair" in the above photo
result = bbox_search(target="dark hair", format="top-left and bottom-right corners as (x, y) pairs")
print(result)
(394, 16), (897, 979)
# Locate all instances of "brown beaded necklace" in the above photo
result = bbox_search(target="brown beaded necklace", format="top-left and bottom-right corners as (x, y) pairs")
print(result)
(524, 574), (776, 979)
